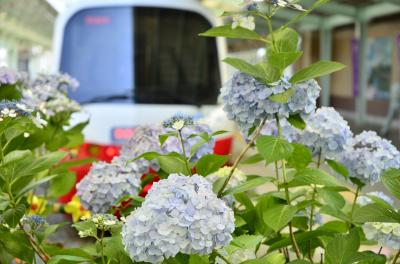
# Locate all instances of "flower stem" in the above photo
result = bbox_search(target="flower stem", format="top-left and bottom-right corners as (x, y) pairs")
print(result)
(392, 249), (400, 264)
(100, 229), (106, 264)
(275, 114), (301, 259)
(19, 223), (49, 263)
(178, 130), (192, 176)
(217, 117), (267, 197)
(350, 185), (361, 224)
(308, 148), (322, 263)
(274, 161), (280, 191)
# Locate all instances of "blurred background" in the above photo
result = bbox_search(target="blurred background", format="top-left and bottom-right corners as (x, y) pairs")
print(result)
(1, 0), (400, 138)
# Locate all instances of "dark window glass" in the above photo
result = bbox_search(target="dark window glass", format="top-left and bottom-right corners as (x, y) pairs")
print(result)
(61, 6), (220, 105)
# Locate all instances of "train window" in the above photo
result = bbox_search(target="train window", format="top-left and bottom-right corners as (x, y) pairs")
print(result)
(61, 7), (220, 105)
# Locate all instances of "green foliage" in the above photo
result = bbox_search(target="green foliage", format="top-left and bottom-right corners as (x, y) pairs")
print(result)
(223, 176), (273, 196)
(199, 25), (265, 41)
(381, 168), (400, 200)
(196, 154), (230, 176)
(290, 61), (346, 84)
(264, 205), (297, 232)
(256, 136), (294, 164)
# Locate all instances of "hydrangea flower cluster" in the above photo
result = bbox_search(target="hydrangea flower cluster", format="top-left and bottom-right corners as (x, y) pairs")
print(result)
(21, 215), (47, 232)
(119, 125), (165, 173)
(232, 15), (255, 30)
(76, 159), (141, 214)
(122, 174), (234, 263)
(77, 214), (123, 238)
(0, 100), (30, 120)
(31, 73), (79, 93)
(0, 67), (23, 86)
(300, 107), (353, 158)
(221, 72), (320, 132)
(163, 123), (215, 162)
(22, 74), (81, 117)
(357, 192), (400, 250)
(260, 118), (300, 142)
(163, 115), (193, 131)
(340, 131), (400, 184)
(357, 191), (394, 206)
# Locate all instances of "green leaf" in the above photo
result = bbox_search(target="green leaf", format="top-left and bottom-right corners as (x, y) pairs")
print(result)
(269, 88), (295, 103)
(16, 174), (59, 197)
(264, 205), (297, 232)
(326, 159), (349, 179)
(189, 255), (209, 264)
(230, 235), (264, 250)
(196, 154), (229, 176)
(223, 176), (272, 196)
(256, 136), (294, 164)
(287, 143), (312, 170)
(381, 168), (400, 200)
(240, 153), (264, 164)
(2, 150), (31, 165)
(282, 0), (330, 29)
(289, 261), (311, 264)
(0, 193), (9, 211)
(223, 57), (266, 81)
(48, 255), (93, 264)
(267, 230), (335, 252)
(287, 114), (306, 130)
(199, 25), (264, 41)
(353, 203), (400, 223)
(0, 231), (34, 261)
(318, 188), (345, 209)
(48, 172), (76, 197)
(269, 51), (303, 70)
(256, 62), (282, 84)
(242, 253), (285, 264)
(289, 168), (339, 187)
(72, 221), (98, 238)
(159, 132), (178, 146)
(157, 153), (190, 175)
(320, 205), (351, 222)
(290, 61), (346, 84)
(325, 229), (360, 264)
(2, 204), (26, 227)
(272, 27), (299, 53)
(351, 251), (386, 264)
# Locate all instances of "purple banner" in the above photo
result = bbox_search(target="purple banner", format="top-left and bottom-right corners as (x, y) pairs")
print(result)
(351, 38), (360, 97)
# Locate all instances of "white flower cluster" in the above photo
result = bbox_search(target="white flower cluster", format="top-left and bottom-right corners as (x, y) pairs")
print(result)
(163, 123), (215, 162)
(77, 214), (122, 238)
(232, 15), (255, 30)
(22, 74), (81, 117)
(300, 107), (353, 158)
(76, 158), (141, 214)
(119, 125), (165, 173)
(221, 72), (320, 132)
(260, 118), (300, 142)
(0, 67), (23, 86)
(340, 131), (400, 185)
(122, 174), (234, 263)
(358, 192), (400, 250)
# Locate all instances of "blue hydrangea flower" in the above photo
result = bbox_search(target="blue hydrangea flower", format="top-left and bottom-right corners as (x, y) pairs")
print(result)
(163, 115), (194, 131)
(0, 67), (22, 86)
(31, 73), (79, 92)
(357, 191), (394, 206)
(122, 174), (234, 263)
(163, 123), (215, 162)
(260, 118), (301, 142)
(77, 158), (141, 214)
(21, 215), (47, 231)
(300, 107), (353, 159)
(0, 100), (30, 119)
(119, 125), (165, 173)
(340, 131), (400, 185)
(221, 72), (320, 132)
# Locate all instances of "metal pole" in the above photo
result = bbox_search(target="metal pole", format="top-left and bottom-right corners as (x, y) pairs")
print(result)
(355, 18), (368, 125)
(319, 26), (333, 106)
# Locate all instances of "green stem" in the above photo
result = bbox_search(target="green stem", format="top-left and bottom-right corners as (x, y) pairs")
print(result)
(308, 148), (322, 263)
(217, 117), (267, 197)
(19, 223), (49, 263)
(266, 18), (277, 52)
(274, 161), (280, 191)
(214, 250), (233, 264)
(350, 185), (361, 224)
(100, 229), (106, 264)
(392, 249), (400, 264)
(275, 114), (301, 260)
(178, 130), (192, 176)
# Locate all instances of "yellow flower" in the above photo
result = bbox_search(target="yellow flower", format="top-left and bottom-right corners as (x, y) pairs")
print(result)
(28, 195), (47, 215)
(64, 195), (91, 223)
